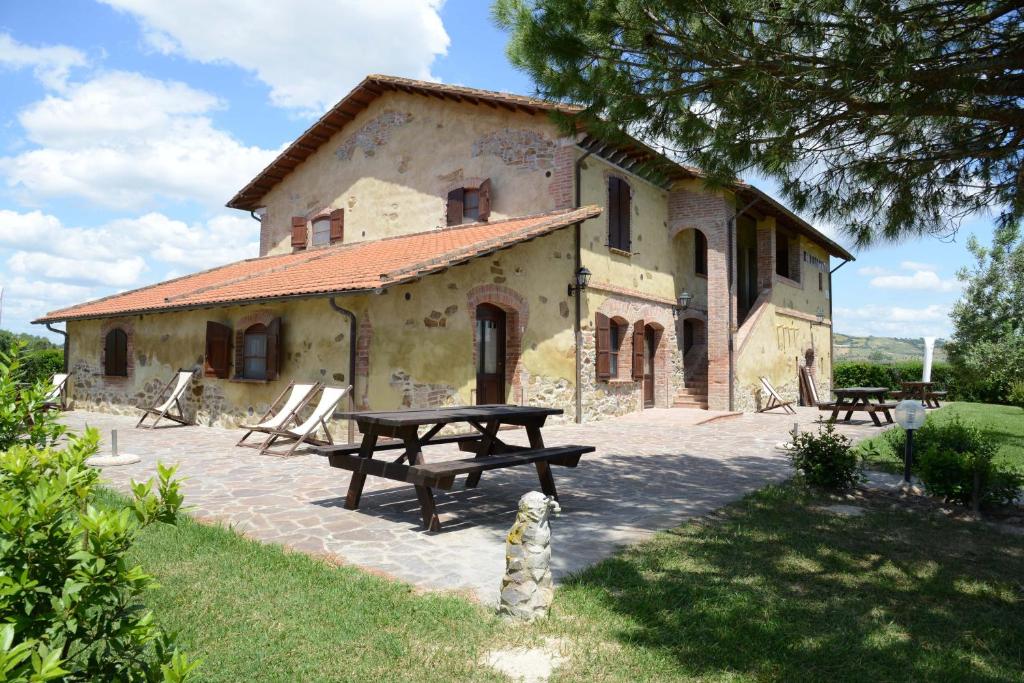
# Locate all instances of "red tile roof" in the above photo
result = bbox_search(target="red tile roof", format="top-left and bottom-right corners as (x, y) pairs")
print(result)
(34, 207), (601, 323)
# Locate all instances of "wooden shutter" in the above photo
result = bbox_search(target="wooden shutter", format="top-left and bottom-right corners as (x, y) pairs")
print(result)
(233, 329), (245, 378)
(607, 178), (620, 248)
(595, 313), (611, 381)
(204, 321), (232, 379)
(265, 317), (282, 381)
(329, 209), (344, 243)
(105, 329), (127, 376)
(478, 178), (492, 221)
(631, 320), (645, 381)
(618, 179), (631, 252)
(446, 188), (464, 226)
(291, 217), (307, 248)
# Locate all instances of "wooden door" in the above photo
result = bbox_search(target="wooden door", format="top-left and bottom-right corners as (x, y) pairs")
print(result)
(475, 304), (506, 405)
(643, 326), (656, 408)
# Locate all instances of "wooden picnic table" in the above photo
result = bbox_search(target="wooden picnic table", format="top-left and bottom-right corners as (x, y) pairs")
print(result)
(313, 405), (594, 532)
(829, 387), (896, 427)
(899, 380), (945, 408)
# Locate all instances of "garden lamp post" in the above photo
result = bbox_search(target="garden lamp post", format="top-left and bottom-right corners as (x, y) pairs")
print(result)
(894, 399), (927, 485)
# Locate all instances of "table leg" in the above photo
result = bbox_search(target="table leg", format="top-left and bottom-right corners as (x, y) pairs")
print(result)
(400, 426), (424, 465)
(414, 484), (441, 532)
(465, 419), (499, 489)
(344, 426), (378, 510)
(868, 403), (883, 427)
(525, 421), (557, 499)
(843, 398), (857, 422)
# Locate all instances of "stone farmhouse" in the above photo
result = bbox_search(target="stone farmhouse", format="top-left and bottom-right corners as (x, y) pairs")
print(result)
(35, 75), (854, 427)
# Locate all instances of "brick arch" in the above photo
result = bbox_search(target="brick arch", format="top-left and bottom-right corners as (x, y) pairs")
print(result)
(235, 309), (278, 331)
(467, 284), (529, 396)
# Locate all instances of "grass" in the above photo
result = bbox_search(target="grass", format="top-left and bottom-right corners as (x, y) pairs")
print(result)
(114, 480), (1024, 681)
(857, 401), (1024, 472)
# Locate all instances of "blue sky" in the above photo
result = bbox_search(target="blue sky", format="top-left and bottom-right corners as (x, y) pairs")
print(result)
(0, 0), (991, 340)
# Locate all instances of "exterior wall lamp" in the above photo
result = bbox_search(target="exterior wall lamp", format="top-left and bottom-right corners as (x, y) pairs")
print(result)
(677, 291), (693, 310)
(567, 266), (592, 297)
(813, 306), (825, 325)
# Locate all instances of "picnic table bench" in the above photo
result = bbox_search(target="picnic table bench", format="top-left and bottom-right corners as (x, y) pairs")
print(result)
(894, 381), (946, 408)
(828, 387), (896, 427)
(314, 405), (594, 531)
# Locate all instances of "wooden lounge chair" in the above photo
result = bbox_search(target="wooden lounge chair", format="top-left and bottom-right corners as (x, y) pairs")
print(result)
(758, 376), (796, 414)
(800, 367), (837, 411)
(136, 370), (196, 429)
(236, 381), (321, 448)
(42, 372), (70, 410)
(257, 385), (352, 457)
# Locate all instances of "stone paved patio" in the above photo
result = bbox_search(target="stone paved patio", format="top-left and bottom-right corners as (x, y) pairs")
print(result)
(64, 407), (890, 604)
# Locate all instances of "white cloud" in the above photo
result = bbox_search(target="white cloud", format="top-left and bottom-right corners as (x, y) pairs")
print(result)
(0, 209), (259, 329)
(0, 33), (87, 91)
(0, 71), (276, 210)
(856, 266), (889, 277)
(100, 0), (450, 113)
(899, 260), (938, 272)
(869, 270), (960, 292)
(834, 304), (952, 338)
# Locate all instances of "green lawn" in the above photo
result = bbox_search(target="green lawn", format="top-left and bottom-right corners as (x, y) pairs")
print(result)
(857, 401), (1024, 472)
(121, 475), (1024, 681)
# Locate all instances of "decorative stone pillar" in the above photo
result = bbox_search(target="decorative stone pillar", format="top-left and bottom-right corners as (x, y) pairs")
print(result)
(498, 492), (560, 622)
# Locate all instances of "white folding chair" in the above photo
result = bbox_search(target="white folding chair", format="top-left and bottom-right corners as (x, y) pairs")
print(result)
(258, 385), (351, 457)
(758, 376), (797, 414)
(136, 370), (196, 428)
(43, 372), (70, 410)
(801, 367), (836, 411)
(236, 381), (321, 448)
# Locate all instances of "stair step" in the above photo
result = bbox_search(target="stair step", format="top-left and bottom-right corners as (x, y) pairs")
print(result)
(673, 400), (709, 409)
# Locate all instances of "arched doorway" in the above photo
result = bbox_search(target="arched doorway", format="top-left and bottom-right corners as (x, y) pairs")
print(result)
(475, 303), (506, 405)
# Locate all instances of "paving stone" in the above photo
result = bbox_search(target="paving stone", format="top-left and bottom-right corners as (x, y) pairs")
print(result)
(62, 408), (888, 603)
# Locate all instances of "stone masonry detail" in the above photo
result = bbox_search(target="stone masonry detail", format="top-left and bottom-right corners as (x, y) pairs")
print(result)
(335, 111), (413, 161)
(472, 128), (555, 170)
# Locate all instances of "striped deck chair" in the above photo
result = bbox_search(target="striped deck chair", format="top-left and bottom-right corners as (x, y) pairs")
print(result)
(258, 385), (351, 457)
(236, 381), (321, 449)
(758, 376), (797, 414)
(136, 370), (196, 428)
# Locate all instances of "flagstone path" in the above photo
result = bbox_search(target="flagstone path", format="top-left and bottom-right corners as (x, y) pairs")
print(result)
(64, 407), (889, 603)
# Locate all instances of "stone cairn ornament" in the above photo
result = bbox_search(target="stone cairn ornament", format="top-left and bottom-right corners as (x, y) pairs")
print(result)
(498, 491), (560, 622)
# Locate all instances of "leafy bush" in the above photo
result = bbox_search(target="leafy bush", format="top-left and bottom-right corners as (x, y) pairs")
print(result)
(1009, 381), (1024, 409)
(0, 345), (65, 452)
(0, 346), (197, 681)
(833, 360), (959, 398)
(948, 335), (1024, 404)
(789, 422), (859, 491)
(888, 417), (1023, 509)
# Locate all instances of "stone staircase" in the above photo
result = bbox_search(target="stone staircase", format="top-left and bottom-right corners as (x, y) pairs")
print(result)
(674, 364), (708, 410)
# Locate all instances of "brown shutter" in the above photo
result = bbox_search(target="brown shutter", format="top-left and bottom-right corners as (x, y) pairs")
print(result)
(266, 317), (282, 381)
(329, 208), (344, 243)
(478, 178), (492, 221)
(619, 179), (631, 252)
(204, 321), (232, 379)
(233, 329), (245, 378)
(632, 320), (645, 381)
(607, 178), (620, 248)
(291, 217), (307, 248)
(446, 188), (464, 226)
(595, 313), (611, 381)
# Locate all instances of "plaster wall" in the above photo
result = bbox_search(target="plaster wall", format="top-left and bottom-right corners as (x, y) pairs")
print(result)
(259, 92), (570, 255)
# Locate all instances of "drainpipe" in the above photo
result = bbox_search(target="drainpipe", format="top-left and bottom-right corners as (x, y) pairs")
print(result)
(572, 149), (593, 424)
(45, 323), (69, 373)
(725, 197), (761, 411)
(328, 297), (358, 444)
(828, 258), (851, 395)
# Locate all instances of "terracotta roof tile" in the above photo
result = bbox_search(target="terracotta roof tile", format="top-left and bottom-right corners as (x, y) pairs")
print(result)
(34, 206), (601, 323)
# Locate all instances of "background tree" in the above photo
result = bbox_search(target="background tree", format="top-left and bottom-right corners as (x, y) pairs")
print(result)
(946, 222), (1024, 402)
(494, 0), (1024, 246)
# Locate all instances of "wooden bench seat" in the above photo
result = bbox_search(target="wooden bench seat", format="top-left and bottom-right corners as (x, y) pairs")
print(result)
(409, 445), (593, 490)
(316, 432), (482, 457)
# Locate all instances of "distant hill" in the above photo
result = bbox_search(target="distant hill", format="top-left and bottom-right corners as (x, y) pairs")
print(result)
(834, 334), (948, 364)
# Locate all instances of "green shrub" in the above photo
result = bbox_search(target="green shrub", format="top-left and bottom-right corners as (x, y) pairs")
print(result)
(833, 360), (959, 398)
(0, 344), (65, 452)
(789, 422), (860, 491)
(0, 346), (198, 682)
(1007, 381), (1024, 409)
(888, 417), (1023, 509)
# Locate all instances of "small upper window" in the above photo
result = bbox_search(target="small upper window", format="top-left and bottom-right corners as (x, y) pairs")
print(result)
(446, 179), (491, 225)
(607, 176), (631, 252)
(311, 218), (331, 246)
(776, 232), (791, 279)
(694, 230), (708, 276)
(104, 328), (128, 377)
(818, 271), (824, 291)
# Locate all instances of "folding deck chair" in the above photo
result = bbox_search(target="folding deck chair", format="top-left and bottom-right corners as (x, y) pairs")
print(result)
(257, 385), (351, 457)
(42, 372), (70, 410)
(757, 376), (797, 414)
(136, 370), (196, 428)
(800, 367), (837, 412)
(236, 381), (321, 449)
